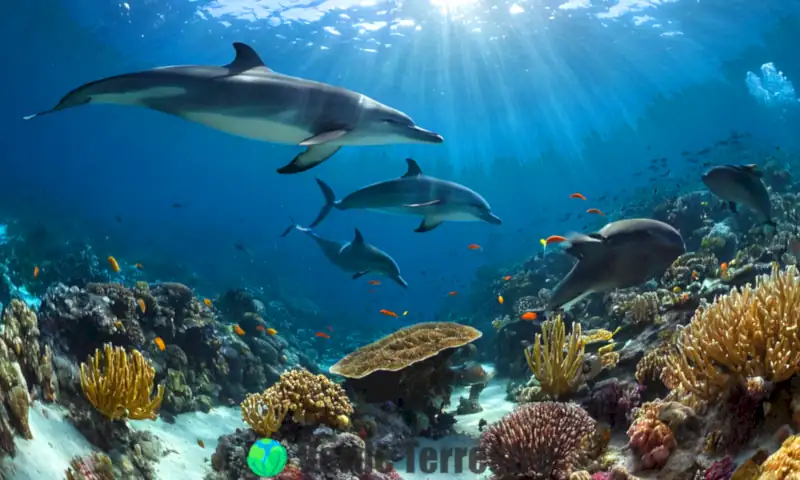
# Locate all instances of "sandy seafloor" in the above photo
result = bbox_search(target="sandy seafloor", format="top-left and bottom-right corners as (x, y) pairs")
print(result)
(0, 364), (514, 480)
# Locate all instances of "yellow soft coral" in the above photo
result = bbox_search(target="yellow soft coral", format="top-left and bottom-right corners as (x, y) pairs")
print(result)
(666, 265), (800, 402)
(261, 368), (352, 429)
(524, 316), (618, 399)
(758, 435), (800, 479)
(80, 344), (164, 420)
(241, 393), (289, 436)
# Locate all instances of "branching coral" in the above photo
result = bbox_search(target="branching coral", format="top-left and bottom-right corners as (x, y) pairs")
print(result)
(665, 265), (800, 402)
(261, 368), (352, 429)
(524, 315), (617, 399)
(80, 344), (164, 420)
(241, 393), (289, 436)
(478, 402), (595, 480)
(626, 402), (677, 470)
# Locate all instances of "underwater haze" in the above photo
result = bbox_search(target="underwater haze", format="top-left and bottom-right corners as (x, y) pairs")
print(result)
(2, 0), (800, 478)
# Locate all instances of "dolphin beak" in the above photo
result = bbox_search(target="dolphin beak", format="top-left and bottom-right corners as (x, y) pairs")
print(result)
(482, 212), (502, 225)
(407, 125), (444, 144)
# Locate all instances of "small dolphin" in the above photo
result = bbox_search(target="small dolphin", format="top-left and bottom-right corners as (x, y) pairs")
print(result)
(281, 222), (408, 288)
(310, 158), (502, 233)
(548, 218), (685, 310)
(701, 164), (776, 227)
(24, 42), (443, 174)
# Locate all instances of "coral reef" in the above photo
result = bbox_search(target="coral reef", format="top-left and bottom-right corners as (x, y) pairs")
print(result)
(626, 402), (677, 470)
(241, 393), (289, 436)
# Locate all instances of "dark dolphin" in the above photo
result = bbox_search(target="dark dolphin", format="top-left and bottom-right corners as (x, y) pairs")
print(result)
(310, 158), (501, 233)
(548, 218), (685, 310)
(24, 43), (443, 174)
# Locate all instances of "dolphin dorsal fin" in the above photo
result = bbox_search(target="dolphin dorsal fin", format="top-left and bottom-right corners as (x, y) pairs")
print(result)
(353, 228), (365, 245)
(226, 42), (269, 72)
(402, 158), (423, 178)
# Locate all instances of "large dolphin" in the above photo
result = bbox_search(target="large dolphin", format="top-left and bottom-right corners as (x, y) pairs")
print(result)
(281, 223), (408, 288)
(548, 218), (685, 310)
(701, 164), (776, 228)
(24, 42), (443, 174)
(310, 158), (502, 232)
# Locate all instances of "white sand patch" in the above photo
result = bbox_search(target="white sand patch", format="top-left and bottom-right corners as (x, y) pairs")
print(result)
(0, 402), (94, 480)
(0, 402), (245, 480)
(446, 365), (515, 437)
(130, 407), (246, 479)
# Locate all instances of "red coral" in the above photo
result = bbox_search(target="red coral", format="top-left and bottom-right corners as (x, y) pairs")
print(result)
(478, 402), (595, 479)
(627, 404), (677, 470)
(276, 464), (304, 480)
(703, 456), (735, 480)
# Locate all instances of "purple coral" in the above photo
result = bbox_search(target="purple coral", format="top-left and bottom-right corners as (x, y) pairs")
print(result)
(703, 456), (735, 480)
(478, 402), (595, 479)
(585, 378), (641, 429)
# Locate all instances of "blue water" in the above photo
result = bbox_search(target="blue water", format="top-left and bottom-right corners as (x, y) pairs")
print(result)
(1, 0), (799, 329)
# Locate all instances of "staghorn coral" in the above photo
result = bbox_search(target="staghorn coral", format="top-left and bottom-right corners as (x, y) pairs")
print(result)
(329, 322), (481, 378)
(261, 367), (352, 429)
(666, 265), (800, 402)
(627, 402), (677, 470)
(525, 315), (617, 399)
(758, 435), (800, 479)
(240, 393), (289, 436)
(80, 344), (164, 420)
(478, 401), (595, 480)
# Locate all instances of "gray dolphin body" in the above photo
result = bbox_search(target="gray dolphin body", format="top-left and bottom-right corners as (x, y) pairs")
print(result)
(310, 158), (502, 232)
(548, 218), (685, 310)
(281, 224), (408, 288)
(701, 164), (776, 227)
(24, 42), (443, 174)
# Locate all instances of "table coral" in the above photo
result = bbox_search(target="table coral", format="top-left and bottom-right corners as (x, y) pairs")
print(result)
(79, 343), (164, 420)
(261, 367), (352, 429)
(478, 401), (595, 479)
(666, 265), (800, 402)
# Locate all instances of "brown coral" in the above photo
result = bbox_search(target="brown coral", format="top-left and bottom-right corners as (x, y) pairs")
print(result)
(478, 402), (595, 480)
(241, 393), (289, 436)
(262, 368), (352, 429)
(80, 344), (164, 420)
(329, 322), (482, 379)
(666, 265), (800, 402)
(627, 402), (677, 470)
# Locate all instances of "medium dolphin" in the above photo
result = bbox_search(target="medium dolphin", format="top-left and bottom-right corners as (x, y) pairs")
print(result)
(548, 218), (685, 310)
(281, 223), (408, 288)
(310, 158), (502, 233)
(24, 42), (443, 174)
(701, 164), (776, 227)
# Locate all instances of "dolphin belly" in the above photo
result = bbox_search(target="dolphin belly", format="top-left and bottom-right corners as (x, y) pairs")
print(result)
(179, 111), (313, 143)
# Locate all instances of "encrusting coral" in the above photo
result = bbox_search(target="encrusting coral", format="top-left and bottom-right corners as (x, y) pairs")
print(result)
(240, 393), (289, 436)
(329, 322), (482, 378)
(758, 434), (800, 479)
(79, 343), (165, 420)
(524, 315), (618, 399)
(626, 402), (677, 470)
(478, 401), (596, 479)
(259, 367), (352, 430)
(665, 265), (800, 402)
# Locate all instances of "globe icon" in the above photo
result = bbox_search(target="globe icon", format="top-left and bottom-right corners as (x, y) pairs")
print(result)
(247, 438), (288, 477)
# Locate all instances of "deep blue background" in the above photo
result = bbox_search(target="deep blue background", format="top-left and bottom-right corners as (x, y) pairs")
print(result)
(2, 0), (799, 326)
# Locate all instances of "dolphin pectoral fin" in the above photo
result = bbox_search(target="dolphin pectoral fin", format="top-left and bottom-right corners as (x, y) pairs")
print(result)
(277, 145), (342, 174)
(404, 200), (441, 208)
(415, 217), (443, 233)
(728, 201), (737, 213)
(300, 130), (349, 146)
(224, 42), (270, 73)
(352, 270), (369, 280)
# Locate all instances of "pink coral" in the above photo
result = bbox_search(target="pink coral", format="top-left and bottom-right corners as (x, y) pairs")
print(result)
(627, 403), (677, 470)
(703, 456), (735, 480)
(478, 402), (595, 479)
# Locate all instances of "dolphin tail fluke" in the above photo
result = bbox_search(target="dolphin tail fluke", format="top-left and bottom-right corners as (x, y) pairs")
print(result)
(310, 179), (337, 228)
(280, 217), (301, 237)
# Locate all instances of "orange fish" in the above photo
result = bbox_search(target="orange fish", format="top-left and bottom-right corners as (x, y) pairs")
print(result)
(107, 256), (121, 273)
(720, 262), (728, 272)
(368, 280), (381, 286)
(498, 295), (504, 305)
(197, 439), (205, 448)
(315, 332), (331, 339)
(33, 265), (39, 278)
(570, 193), (587, 200)
(467, 244), (482, 250)
(154, 337), (166, 351)
(520, 312), (537, 321)
(503, 275), (511, 281)
(545, 235), (567, 245)
(203, 298), (212, 308)
(379, 309), (399, 318)
(137, 299), (146, 314)
(233, 325), (245, 336)
(134, 263), (144, 270)
(586, 208), (605, 216)
(448, 291), (458, 296)
(266, 328), (277, 335)
(691, 271), (698, 281)
(256, 325), (265, 333)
